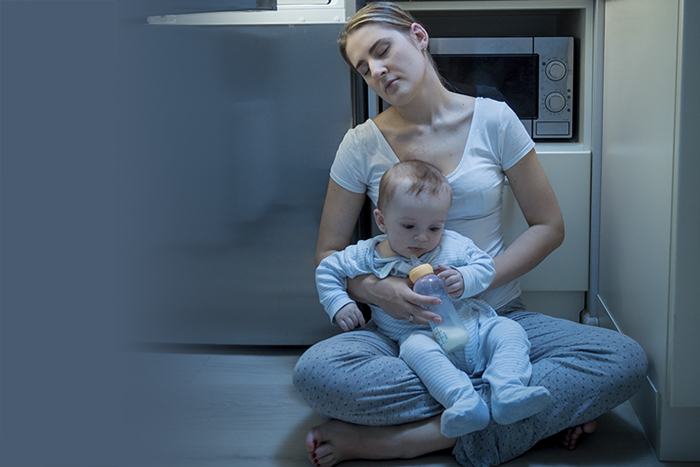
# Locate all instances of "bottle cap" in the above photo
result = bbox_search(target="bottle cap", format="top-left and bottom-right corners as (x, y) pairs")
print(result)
(409, 264), (434, 284)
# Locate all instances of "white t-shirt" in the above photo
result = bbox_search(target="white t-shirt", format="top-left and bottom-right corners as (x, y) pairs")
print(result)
(330, 98), (535, 310)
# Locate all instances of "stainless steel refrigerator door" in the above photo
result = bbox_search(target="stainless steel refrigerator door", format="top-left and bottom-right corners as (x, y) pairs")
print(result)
(117, 4), (351, 345)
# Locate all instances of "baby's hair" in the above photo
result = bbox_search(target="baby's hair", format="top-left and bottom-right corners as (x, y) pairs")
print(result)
(377, 160), (453, 212)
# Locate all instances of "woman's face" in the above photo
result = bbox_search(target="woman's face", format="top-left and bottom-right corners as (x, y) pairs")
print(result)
(344, 23), (428, 107)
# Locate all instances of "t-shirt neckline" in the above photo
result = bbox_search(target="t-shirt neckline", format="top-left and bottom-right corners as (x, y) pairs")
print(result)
(366, 97), (480, 179)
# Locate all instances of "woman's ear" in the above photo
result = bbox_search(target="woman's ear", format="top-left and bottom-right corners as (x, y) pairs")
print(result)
(374, 208), (388, 233)
(410, 22), (429, 50)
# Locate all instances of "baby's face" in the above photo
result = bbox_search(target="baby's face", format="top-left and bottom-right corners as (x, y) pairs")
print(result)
(378, 188), (451, 259)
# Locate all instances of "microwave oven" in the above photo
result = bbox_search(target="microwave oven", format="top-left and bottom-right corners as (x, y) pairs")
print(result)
(429, 37), (574, 139)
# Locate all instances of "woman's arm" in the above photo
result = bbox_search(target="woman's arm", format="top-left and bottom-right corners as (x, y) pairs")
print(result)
(315, 178), (442, 324)
(315, 178), (366, 266)
(489, 148), (565, 290)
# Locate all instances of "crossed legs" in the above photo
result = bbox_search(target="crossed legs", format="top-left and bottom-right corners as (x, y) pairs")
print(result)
(294, 312), (647, 467)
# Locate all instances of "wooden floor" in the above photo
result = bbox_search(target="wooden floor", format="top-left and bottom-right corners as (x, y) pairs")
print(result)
(119, 345), (700, 467)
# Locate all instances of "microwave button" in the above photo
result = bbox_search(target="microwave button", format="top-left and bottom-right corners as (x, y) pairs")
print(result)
(545, 60), (567, 81)
(536, 121), (570, 136)
(545, 92), (567, 113)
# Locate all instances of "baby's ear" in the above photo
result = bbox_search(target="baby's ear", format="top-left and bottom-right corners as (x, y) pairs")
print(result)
(373, 208), (387, 233)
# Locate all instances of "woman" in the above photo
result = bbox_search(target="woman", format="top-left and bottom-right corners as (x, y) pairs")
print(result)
(293, 3), (647, 467)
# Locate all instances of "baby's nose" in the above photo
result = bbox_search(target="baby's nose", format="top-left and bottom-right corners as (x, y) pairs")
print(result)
(415, 232), (428, 241)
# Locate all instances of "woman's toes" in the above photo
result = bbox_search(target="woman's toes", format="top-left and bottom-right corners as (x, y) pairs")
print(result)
(562, 419), (598, 450)
(305, 430), (318, 453)
(582, 419), (597, 434)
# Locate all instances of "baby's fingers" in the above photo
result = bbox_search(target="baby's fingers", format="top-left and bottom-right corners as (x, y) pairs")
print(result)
(355, 311), (367, 329)
(339, 312), (366, 331)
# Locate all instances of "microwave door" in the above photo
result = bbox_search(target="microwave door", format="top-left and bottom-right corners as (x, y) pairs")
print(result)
(147, 0), (347, 25)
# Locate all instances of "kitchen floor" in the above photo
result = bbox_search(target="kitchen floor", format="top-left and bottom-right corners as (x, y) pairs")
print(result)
(119, 345), (699, 467)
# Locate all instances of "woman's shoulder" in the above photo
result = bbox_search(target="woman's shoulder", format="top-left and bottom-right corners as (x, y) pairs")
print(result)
(342, 119), (380, 142)
(473, 97), (511, 120)
(331, 118), (396, 198)
(337, 118), (394, 160)
(471, 97), (535, 167)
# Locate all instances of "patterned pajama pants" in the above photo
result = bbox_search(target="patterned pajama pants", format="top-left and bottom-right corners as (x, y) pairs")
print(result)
(293, 299), (648, 466)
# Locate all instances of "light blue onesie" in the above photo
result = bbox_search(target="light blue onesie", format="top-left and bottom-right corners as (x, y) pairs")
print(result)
(316, 230), (551, 437)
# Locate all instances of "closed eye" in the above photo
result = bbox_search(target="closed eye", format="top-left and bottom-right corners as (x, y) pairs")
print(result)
(402, 224), (415, 230)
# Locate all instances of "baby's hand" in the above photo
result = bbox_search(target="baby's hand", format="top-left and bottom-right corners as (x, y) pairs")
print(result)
(335, 303), (366, 332)
(437, 264), (465, 298)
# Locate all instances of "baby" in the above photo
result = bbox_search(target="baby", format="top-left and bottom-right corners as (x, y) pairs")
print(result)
(315, 160), (551, 437)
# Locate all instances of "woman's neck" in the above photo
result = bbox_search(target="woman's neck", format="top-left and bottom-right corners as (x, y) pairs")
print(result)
(382, 88), (470, 135)
(390, 75), (461, 128)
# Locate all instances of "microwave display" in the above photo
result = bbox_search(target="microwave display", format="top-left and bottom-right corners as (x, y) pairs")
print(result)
(433, 55), (539, 119)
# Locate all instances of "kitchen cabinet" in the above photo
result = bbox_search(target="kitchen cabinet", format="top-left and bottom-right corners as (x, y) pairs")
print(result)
(598, 0), (700, 460)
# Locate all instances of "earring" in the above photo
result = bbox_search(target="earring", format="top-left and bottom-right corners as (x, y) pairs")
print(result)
(422, 46), (427, 51)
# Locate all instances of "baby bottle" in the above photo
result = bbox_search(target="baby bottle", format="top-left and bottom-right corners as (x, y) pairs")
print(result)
(409, 262), (470, 353)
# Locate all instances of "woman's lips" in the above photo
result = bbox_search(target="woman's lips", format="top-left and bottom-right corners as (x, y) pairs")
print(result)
(384, 78), (398, 92)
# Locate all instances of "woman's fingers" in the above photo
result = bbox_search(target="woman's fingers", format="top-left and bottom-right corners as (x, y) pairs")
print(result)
(404, 293), (442, 325)
(410, 310), (442, 325)
(370, 275), (443, 324)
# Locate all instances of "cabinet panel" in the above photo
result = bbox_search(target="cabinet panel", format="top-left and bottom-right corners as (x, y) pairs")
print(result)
(502, 151), (591, 292)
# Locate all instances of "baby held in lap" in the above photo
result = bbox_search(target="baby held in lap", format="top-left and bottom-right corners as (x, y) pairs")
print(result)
(315, 160), (551, 437)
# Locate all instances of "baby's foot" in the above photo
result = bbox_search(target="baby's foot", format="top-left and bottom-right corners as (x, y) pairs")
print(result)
(491, 385), (551, 425)
(440, 395), (490, 437)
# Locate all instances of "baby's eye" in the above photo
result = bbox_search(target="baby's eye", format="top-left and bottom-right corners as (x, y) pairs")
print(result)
(429, 227), (442, 232)
(378, 46), (389, 56)
(402, 224), (415, 230)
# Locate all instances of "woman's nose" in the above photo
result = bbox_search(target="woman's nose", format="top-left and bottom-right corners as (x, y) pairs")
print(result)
(370, 61), (387, 80)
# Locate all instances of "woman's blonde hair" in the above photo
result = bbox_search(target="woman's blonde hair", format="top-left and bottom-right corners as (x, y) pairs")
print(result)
(339, 2), (414, 66)
(338, 1), (445, 84)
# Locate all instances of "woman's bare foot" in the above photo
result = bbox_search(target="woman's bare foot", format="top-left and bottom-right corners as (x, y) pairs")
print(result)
(304, 417), (455, 467)
(562, 419), (597, 450)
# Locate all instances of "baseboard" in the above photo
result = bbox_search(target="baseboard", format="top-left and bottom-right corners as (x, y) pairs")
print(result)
(598, 295), (700, 462)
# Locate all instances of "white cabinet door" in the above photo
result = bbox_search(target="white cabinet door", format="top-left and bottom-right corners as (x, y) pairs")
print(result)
(502, 151), (591, 292)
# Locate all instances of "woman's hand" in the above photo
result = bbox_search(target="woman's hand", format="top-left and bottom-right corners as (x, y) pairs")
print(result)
(348, 274), (443, 325)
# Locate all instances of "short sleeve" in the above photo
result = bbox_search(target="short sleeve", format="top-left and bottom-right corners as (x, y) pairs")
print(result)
(328, 120), (398, 206)
(329, 127), (368, 195)
(496, 101), (536, 171)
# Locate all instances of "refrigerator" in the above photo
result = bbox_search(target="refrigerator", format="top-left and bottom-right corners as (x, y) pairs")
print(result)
(116, 0), (353, 346)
